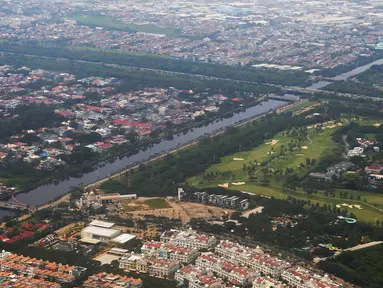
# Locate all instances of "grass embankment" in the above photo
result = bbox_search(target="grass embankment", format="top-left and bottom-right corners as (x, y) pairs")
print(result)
(188, 123), (383, 224)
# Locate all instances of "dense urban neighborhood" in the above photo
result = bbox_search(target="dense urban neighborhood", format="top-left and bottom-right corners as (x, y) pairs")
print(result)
(2, 0), (383, 288)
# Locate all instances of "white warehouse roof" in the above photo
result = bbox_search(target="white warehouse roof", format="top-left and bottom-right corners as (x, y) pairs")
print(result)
(89, 220), (115, 228)
(82, 226), (120, 238)
(112, 233), (136, 244)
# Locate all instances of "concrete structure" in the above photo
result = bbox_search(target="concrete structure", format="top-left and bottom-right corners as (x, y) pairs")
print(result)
(175, 266), (224, 288)
(119, 253), (145, 272)
(141, 241), (199, 263)
(81, 226), (121, 244)
(0, 251), (86, 285)
(111, 233), (136, 244)
(83, 272), (143, 288)
(160, 229), (217, 250)
(253, 276), (284, 288)
(136, 258), (180, 278)
(368, 174), (383, 186)
(193, 192), (249, 210)
(196, 252), (258, 286)
(80, 221), (135, 244)
(215, 240), (289, 278)
(347, 147), (364, 158)
(365, 165), (383, 174)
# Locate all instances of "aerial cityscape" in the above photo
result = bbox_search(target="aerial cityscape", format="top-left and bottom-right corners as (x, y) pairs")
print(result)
(1, 0), (383, 287)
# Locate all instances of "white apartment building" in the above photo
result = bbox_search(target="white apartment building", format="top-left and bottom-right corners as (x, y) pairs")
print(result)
(196, 253), (258, 286)
(141, 241), (200, 263)
(215, 240), (289, 278)
(136, 258), (180, 278)
(282, 267), (341, 288)
(253, 276), (284, 288)
(119, 253), (144, 272)
(160, 230), (216, 250)
(175, 266), (224, 288)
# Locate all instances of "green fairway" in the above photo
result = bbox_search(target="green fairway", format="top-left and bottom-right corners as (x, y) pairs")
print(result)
(188, 126), (339, 184)
(70, 14), (182, 36)
(187, 124), (383, 224)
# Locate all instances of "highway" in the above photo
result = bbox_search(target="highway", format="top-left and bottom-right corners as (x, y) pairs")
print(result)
(4, 52), (383, 103)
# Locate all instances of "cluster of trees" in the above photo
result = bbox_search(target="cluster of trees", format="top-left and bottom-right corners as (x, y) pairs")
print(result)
(0, 104), (65, 142)
(101, 113), (326, 196)
(325, 80), (383, 98)
(0, 39), (311, 86)
(319, 245), (383, 288)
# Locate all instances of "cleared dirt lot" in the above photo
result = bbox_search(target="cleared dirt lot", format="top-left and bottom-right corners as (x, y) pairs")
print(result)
(121, 198), (234, 223)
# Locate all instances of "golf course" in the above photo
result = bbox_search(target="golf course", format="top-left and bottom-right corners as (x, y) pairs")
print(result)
(188, 120), (383, 224)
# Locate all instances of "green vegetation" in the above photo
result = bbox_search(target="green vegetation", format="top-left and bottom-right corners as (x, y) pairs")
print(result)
(325, 81), (383, 98)
(70, 14), (182, 37)
(0, 39), (311, 86)
(186, 120), (383, 223)
(144, 198), (171, 209)
(320, 244), (383, 288)
(324, 64), (383, 97)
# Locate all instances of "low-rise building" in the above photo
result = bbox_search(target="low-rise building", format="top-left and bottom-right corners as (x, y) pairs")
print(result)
(83, 272), (143, 288)
(175, 266), (224, 288)
(215, 240), (289, 278)
(141, 241), (199, 263)
(160, 230), (216, 250)
(365, 165), (383, 174)
(0, 251), (86, 285)
(281, 266), (341, 288)
(253, 276), (284, 288)
(136, 258), (180, 278)
(196, 253), (258, 286)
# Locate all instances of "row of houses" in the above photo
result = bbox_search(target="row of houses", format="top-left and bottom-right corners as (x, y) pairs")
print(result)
(192, 192), (249, 210)
(0, 251), (87, 286)
(160, 229), (217, 250)
(117, 230), (342, 287)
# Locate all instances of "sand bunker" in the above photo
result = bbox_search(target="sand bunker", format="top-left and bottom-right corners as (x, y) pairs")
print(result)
(266, 151), (276, 155)
(302, 146), (308, 150)
(233, 158), (244, 161)
(218, 183), (229, 188)
(337, 123), (343, 126)
(337, 203), (363, 209)
(231, 182), (246, 186)
(265, 139), (279, 145)
(374, 123), (381, 127)
(327, 125), (337, 129)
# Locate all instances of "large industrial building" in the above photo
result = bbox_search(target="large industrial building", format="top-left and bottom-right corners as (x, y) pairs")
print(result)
(80, 220), (136, 244)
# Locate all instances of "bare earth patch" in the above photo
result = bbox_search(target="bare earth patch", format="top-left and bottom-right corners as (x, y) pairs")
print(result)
(122, 198), (234, 224)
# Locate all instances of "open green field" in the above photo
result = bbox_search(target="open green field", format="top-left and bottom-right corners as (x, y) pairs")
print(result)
(143, 198), (171, 209)
(69, 14), (182, 36)
(187, 122), (383, 224)
(188, 125), (338, 183)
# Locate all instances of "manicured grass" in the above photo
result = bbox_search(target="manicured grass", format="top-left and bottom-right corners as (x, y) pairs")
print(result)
(188, 126), (339, 185)
(144, 198), (171, 209)
(227, 183), (383, 224)
(187, 124), (383, 224)
(70, 14), (182, 36)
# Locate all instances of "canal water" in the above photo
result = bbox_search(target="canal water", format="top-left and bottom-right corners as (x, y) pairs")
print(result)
(9, 57), (383, 209)
(14, 99), (286, 207)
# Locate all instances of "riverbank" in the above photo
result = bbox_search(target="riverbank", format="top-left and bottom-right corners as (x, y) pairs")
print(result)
(32, 99), (303, 210)
(8, 99), (286, 208)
